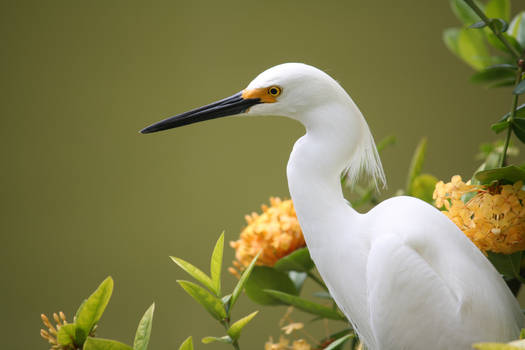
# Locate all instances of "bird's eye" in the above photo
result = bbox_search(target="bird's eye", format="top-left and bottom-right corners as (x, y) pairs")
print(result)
(268, 86), (282, 97)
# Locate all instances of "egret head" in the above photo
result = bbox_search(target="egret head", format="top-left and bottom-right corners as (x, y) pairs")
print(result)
(140, 63), (345, 134)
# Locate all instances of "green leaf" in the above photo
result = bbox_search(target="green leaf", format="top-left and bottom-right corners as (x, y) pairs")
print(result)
(178, 336), (194, 350)
(514, 80), (525, 95)
(469, 21), (488, 29)
(487, 77), (516, 88)
(470, 65), (516, 84)
(288, 271), (308, 293)
(171, 257), (215, 294)
(457, 28), (491, 70)
(473, 343), (522, 350)
(443, 28), (461, 57)
(491, 120), (510, 133)
(264, 290), (345, 320)
(475, 165), (525, 184)
(485, 0), (510, 22)
(450, 0), (482, 24)
(487, 32), (522, 55)
(84, 337), (133, 350)
(406, 138), (427, 195)
(509, 12), (525, 48)
(499, 104), (525, 122)
(201, 336), (232, 344)
(521, 328), (525, 339)
(76, 276), (114, 344)
(133, 303), (154, 350)
(177, 280), (227, 321)
(245, 266), (298, 305)
(313, 291), (333, 300)
(411, 174), (439, 204)
(487, 251), (523, 281)
(376, 135), (396, 153)
(210, 232), (224, 296)
(323, 334), (354, 350)
(274, 247), (315, 272)
(512, 118), (525, 143)
(57, 324), (78, 346)
(227, 311), (259, 340)
(230, 252), (259, 312)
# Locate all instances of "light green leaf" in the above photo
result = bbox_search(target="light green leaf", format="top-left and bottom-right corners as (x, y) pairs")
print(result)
(323, 334), (354, 350)
(227, 311), (259, 340)
(245, 266), (298, 305)
(473, 343), (522, 350)
(487, 251), (523, 281)
(486, 32), (522, 55)
(264, 290), (345, 320)
(178, 336), (194, 350)
(133, 303), (154, 350)
(457, 28), (491, 70)
(177, 280), (226, 321)
(450, 0), (482, 24)
(491, 120), (510, 133)
(514, 80), (525, 95)
(470, 64), (516, 84)
(475, 165), (525, 184)
(485, 0), (510, 22)
(201, 336), (232, 344)
(509, 12), (525, 47)
(443, 28), (461, 57)
(210, 232), (224, 296)
(274, 247), (315, 272)
(76, 276), (114, 344)
(230, 252), (260, 312)
(57, 324), (77, 346)
(469, 21), (488, 29)
(84, 337), (133, 350)
(171, 257), (215, 294)
(411, 174), (439, 204)
(376, 135), (396, 153)
(406, 138), (427, 195)
(520, 328), (525, 339)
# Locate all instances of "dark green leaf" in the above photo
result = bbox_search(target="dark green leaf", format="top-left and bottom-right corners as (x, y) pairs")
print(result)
(230, 252), (260, 312)
(210, 232), (224, 296)
(201, 336), (232, 344)
(288, 271), (307, 293)
(57, 324), (77, 346)
(492, 18), (509, 33)
(485, 0), (510, 22)
(487, 77), (516, 88)
(245, 266), (298, 305)
(411, 174), (439, 204)
(264, 290), (345, 320)
(227, 311), (258, 340)
(274, 247), (314, 272)
(84, 337), (133, 350)
(487, 32), (523, 55)
(177, 280), (226, 321)
(469, 21), (488, 29)
(499, 104), (525, 122)
(76, 277), (114, 344)
(133, 303), (154, 350)
(521, 328), (525, 339)
(443, 28), (461, 57)
(470, 65), (516, 84)
(450, 0), (483, 24)
(406, 138), (427, 195)
(475, 165), (525, 184)
(487, 251), (523, 281)
(323, 334), (354, 350)
(512, 118), (525, 143)
(491, 120), (510, 133)
(514, 80), (525, 95)
(171, 257), (215, 294)
(178, 336), (193, 350)
(509, 12), (525, 47)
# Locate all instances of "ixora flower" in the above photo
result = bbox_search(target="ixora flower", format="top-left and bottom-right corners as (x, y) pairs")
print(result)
(40, 312), (68, 350)
(229, 197), (305, 277)
(265, 336), (312, 350)
(433, 175), (525, 254)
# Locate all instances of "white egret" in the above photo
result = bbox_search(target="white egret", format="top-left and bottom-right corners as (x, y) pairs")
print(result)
(141, 63), (524, 349)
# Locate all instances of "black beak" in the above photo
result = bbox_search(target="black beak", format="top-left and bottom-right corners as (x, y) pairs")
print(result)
(140, 92), (261, 134)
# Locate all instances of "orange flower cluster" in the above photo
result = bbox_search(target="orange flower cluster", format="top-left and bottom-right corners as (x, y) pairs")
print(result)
(433, 175), (525, 254)
(229, 197), (305, 277)
(265, 336), (311, 350)
(40, 312), (68, 350)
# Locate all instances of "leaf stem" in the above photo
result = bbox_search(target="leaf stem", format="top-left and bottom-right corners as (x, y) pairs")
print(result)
(222, 320), (241, 350)
(462, 0), (521, 59)
(500, 64), (524, 167)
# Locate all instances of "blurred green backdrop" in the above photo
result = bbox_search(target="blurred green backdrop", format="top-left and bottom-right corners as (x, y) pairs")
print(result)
(2, 1), (525, 349)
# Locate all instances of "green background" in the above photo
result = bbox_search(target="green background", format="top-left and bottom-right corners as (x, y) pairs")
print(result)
(2, 1), (524, 349)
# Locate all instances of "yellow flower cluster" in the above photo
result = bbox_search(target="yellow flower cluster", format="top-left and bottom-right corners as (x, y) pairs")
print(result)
(229, 197), (305, 277)
(40, 312), (68, 350)
(265, 336), (311, 350)
(433, 175), (525, 254)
